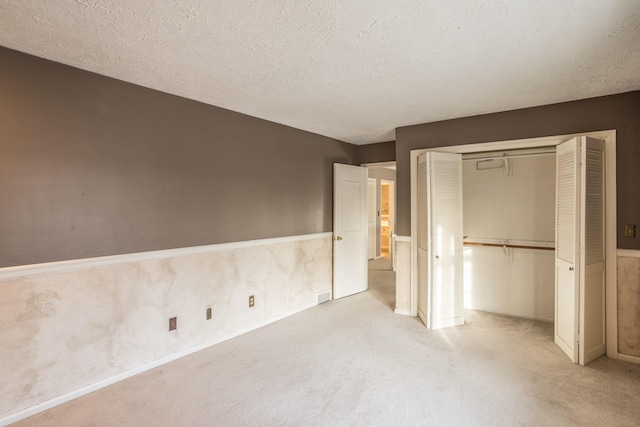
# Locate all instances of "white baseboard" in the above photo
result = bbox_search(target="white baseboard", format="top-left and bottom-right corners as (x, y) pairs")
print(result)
(617, 353), (640, 365)
(0, 301), (317, 426)
(394, 308), (412, 316)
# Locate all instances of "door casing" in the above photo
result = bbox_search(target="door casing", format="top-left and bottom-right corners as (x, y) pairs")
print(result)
(367, 177), (377, 259)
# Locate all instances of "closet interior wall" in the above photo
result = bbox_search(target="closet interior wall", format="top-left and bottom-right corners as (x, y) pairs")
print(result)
(462, 153), (556, 321)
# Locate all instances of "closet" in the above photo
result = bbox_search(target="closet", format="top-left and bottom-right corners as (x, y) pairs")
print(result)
(462, 150), (556, 322)
(416, 135), (607, 365)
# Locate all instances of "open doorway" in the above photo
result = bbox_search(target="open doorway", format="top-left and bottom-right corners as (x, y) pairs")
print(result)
(380, 180), (394, 258)
(365, 162), (397, 311)
(365, 162), (396, 265)
(409, 130), (617, 363)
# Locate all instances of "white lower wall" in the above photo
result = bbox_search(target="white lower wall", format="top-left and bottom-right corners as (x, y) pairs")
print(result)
(394, 237), (411, 315)
(464, 246), (555, 321)
(0, 233), (332, 422)
(617, 251), (640, 359)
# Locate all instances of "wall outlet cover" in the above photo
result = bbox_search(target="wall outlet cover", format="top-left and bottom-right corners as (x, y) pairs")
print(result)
(169, 317), (177, 331)
(624, 224), (636, 238)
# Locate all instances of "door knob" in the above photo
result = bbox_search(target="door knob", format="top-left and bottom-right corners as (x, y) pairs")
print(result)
(334, 236), (343, 241)
(569, 267), (574, 271)
(435, 255), (440, 259)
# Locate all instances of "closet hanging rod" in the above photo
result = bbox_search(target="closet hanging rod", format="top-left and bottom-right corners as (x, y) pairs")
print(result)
(461, 148), (556, 162)
(462, 152), (555, 162)
(463, 241), (555, 251)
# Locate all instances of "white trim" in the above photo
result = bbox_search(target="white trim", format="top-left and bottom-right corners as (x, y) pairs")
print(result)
(617, 353), (640, 365)
(617, 249), (640, 258)
(394, 308), (411, 316)
(0, 232), (332, 280)
(409, 130), (618, 356)
(362, 161), (396, 169)
(0, 301), (317, 426)
(395, 235), (411, 243)
(410, 151), (418, 316)
(604, 133), (618, 359)
(367, 177), (377, 259)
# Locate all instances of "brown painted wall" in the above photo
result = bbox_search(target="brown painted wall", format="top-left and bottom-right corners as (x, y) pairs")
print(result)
(0, 47), (357, 268)
(395, 91), (640, 249)
(357, 140), (396, 165)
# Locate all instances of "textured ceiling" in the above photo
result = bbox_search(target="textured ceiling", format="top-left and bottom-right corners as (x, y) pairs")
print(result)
(1, 1), (640, 144)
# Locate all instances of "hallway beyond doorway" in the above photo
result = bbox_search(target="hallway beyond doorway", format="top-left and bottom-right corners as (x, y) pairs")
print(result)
(368, 255), (395, 311)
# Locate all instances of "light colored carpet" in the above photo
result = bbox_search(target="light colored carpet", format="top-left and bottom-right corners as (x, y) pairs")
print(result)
(368, 255), (392, 271)
(14, 260), (640, 426)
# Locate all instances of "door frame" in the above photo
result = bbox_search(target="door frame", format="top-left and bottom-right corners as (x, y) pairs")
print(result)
(409, 129), (618, 359)
(363, 161), (398, 261)
(367, 177), (377, 259)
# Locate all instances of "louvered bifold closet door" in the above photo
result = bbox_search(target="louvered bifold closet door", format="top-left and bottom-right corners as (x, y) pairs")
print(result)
(417, 153), (429, 326)
(554, 136), (606, 365)
(427, 152), (464, 329)
(579, 136), (606, 365)
(555, 138), (580, 362)
(556, 143), (578, 265)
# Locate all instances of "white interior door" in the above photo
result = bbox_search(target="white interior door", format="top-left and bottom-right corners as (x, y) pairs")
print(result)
(367, 177), (376, 260)
(417, 152), (464, 329)
(555, 136), (606, 365)
(333, 163), (368, 299)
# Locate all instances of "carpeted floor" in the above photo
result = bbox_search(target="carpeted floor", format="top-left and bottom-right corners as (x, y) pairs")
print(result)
(15, 258), (640, 426)
(368, 254), (393, 271)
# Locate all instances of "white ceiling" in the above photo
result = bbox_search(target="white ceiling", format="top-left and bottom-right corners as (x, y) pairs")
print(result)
(1, 1), (639, 145)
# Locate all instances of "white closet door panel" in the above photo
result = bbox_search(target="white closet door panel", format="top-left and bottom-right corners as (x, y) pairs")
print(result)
(581, 261), (605, 363)
(417, 154), (428, 252)
(555, 137), (580, 363)
(428, 151), (464, 329)
(555, 263), (577, 358)
(554, 136), (606, 365)
(583, 142), (605, 266)
(417, 248), (429, 325)
(556, 144), (577, 264)
(417, 153), (429, 326)
(579, 136), (606, 365)
(430, 155), (463, 255)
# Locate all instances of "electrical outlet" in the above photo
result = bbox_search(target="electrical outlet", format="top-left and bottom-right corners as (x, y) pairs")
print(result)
(169, 317), (177, 331)
(249, 295), (255, 308)
(206, 307), (212, 320)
